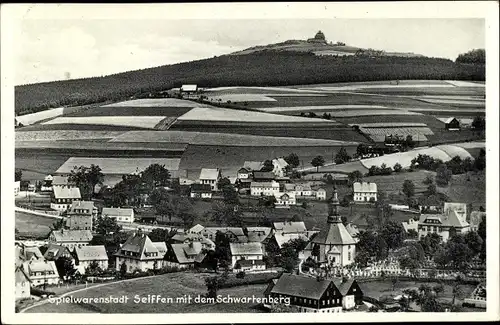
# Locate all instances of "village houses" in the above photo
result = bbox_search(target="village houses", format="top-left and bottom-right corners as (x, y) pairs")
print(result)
(114, 232), (167, 273)
(101, 207), (135, 223)
(198, 168), (222, 191)
(164, 241), (206, 269)
(74, 245), (109, 274)
(50, 186), (82, 211)
(43, 243), (74, 263)
(66, 200), (97, 230)
(418, 211), (470, 242)
(274, 192), (297, 207)
(190, 183), (213, 199)
(22, 260), (60, 287)
(250, 181), (280, 197)
(353, 182), (378, 202)
(230, 242), (265, 271)
(263, 273), (364, 312)
(48, 229), (93, 250)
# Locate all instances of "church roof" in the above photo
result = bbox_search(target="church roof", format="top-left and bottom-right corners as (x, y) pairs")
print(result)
(311, 221), (357, 245)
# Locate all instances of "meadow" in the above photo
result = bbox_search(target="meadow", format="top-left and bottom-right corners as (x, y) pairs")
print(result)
(437, 170), (486, 208)
(42, 116), (167, 129)
(66, 106), (194, 117)
(15, 211), (54, 238)
(26, 272), (267, 313)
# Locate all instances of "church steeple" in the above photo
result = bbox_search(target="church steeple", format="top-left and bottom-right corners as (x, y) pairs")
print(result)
(327, 185), (341, 223)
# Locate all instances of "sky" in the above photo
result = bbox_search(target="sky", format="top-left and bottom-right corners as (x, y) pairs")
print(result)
(14, 18), (485, 85)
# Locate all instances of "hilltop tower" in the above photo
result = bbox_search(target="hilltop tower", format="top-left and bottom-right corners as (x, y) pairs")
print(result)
(307, 30), (328, 44)
(304, 186), (356, 267)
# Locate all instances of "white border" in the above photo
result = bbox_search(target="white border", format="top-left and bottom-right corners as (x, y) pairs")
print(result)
(2, 2), (499, 324)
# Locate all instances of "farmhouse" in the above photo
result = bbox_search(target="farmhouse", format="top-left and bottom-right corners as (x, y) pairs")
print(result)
(101, 207), (135, 223)
(187, 224), (205, 235)
(48, 229), (93, 250)
(190, 183), (213, 199)
(74, 245), (109, 274)
(417, 211), (470, 242)
(66, 200), (97, 231)
(114, 232), (167, 273)
(22, 260), (60, 286)
(250, 181), (280, 197)
(229, 242), (265, 269)
(263, 274), (363, 312)
(201, 227), (248, 243)
(402, 218), (419, 233)
(274, 192), (297, 207)
(15, 266), (31, 300)
(237, 167), (252, 180)
(438, 117), (461, 130)
(50, 186), (81, 211)
(199, 168), (222, 191)
(17, 246), (44, 263)
(272, 232), (309, 249)
(180, 84), (198, 94)
(303, 189), (357, 267)
(353, 182), (377, 202)
(165, 241), (205, 269)
(43, 244), (74, 263)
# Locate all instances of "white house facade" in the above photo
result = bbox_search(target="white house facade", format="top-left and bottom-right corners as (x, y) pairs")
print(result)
(353, 182), (377, 202)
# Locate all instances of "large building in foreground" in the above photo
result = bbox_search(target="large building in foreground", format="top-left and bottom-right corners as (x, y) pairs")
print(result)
(264, 273), (363, 312)
(303, 188), (357, 267)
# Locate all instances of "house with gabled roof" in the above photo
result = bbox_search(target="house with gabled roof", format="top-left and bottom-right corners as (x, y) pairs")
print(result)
(201, 227), (248, 243)
(243, 161), (263, 172)
(23, 260), (60, 287)
(51, 186), (82, 211)
(187, 224), (205, 235)
(48, 229), (93, 250)
(74, 245), (109, 274)
(263, 273), (363, 312)
(252, 171), (275, 182)
(15, 266), (32, 300)
(272, 158), (289, 177)
(102, 207), (135, 223)
(190, 183), (213, 199)
(164, 241), (205, 269)
(114, 232), (167, 273)
(251, 181), (280, 197)
(443, 202), (468, 223)
(246, 227), (272, 243)
(171, 233), (215, 251)
(418, 210), (470, 242)
(43, 243), (74, 263)
(273, 221), (307, 234)
(353, 182), (377, 202)
(199, 168), (222, 191)
(229, 242), (264, 270)
(274, 192), (296, 207)
(437, 117), (460, 130)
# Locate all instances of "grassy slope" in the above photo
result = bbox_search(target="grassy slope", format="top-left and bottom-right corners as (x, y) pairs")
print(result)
(27, 272), (267, 313)
(15, 211), (54, 238)
(437, 170), (485, 208)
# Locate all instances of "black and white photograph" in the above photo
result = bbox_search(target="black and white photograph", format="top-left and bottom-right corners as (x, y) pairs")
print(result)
(2, 2), (499, 323)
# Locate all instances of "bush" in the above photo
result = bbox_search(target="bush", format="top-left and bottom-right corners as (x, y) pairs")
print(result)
(219, 271), (281, 289)
(31, 287), (56, 297)
(236, 271), (246, 279)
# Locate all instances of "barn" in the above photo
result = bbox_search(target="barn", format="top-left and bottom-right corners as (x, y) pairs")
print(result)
(438, 117), (461, 130)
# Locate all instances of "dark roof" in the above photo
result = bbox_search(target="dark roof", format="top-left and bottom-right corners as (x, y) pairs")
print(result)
(43, 244), (72, 261)
(191, 184), (212, 193)
(253, 171), (275, 180)
(270, 274), (331, 300)
(333, 278), (356, 296)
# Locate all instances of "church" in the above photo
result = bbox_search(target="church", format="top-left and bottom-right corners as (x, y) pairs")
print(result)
(307, 30), (327, 44)
(303, 187), (357, 267)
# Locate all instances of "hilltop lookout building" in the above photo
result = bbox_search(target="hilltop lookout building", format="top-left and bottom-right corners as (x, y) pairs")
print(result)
(307, 30), (327, 44)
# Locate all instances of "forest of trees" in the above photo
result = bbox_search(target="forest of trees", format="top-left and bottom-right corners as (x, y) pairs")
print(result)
(455, 49), (485, 64)
(16, 51), (485, 115)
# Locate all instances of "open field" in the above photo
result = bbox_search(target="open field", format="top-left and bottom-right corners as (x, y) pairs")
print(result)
(101, 98), (206, 108)
(206, 94), (278, 103)
(15, 130), (126, 142)
(438, 170), (486, 208)
(43, 116), (167, 129)
(26, 272), (267, 313)
(55, 157), (181, 175)
(17, 123), (149, 132)
(15, 154), (72, 181)
(364, 170), (435, 196)
(15, 211), (54, 238)
(179, 144), (359, 179)
(110, 130), (359, 147)
(315, 160), (369, 174)
(66, 106), (194, 117)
